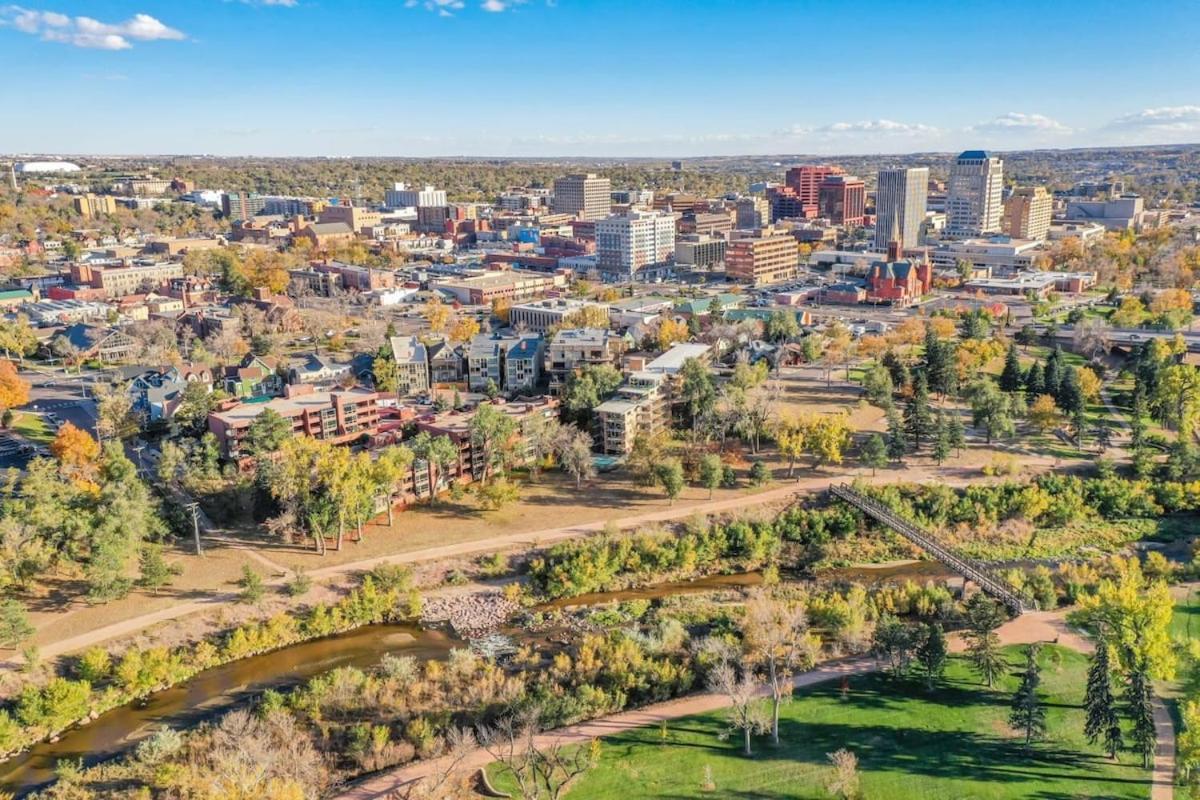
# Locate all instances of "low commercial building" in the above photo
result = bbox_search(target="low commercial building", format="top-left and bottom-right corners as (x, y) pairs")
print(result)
(1064, 194), (1146, 230)
(509, 297), (609, 333)
(69, 261), (184, 297)
(208, 385), (381, 458)
(674, 234), (727, 271)
(432, 269), (567, 305)
(929, 237), (1043, 274)
(964, 270), (1097, 298)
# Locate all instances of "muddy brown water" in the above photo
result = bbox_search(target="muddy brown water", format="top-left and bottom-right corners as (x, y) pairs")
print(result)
(0, 624), (457, 796)
(0, 559), (962, 796)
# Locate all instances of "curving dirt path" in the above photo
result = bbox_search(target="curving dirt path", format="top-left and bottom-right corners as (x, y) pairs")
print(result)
(10, 460), (1059, 667)
(338, 608), (1175, 800)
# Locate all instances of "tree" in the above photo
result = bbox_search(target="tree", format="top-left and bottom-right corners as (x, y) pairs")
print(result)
(1072, 559), (1176, 680)
(825, 749), (861, 800)
(523, 414), (563, 480)
(94, 382), (140, 441)
(946, 412), (966, 456)
(765, 310), (800, 343)
(0, 359), (29, 415)
(1126, 660), (1157, 768)
(774, 415), (807, 478)
(861, 363), (894, 407)
(556, 427), (596, 489)
(708, 657), (770, 756)
(478, 476), (521, 510)
(562, 364), (622, 424)
(138, 543), (181, 595)
(656, 318), (690, 351)
(999, 343), (1023, 393)
(374, 445), (415, 527)
(1112, 296), (1148, 328)
(968, 378), (1016, 443)
(469, 403), (518, 482)
(885, 407), (908, 463)
(654, 458), (685, 505)
(237, 564), (265, 604)
(915, 623), (948, 690)
(477, 709), (598, 800)
(50, 421), (101, 484)
(698, 453), (723, 499)
(423, 295), (451, 334)
(742, 591), (819, 744)
(749, 459), (770, 486)
(872, 613), (915, 677)
(931, 410), (952, 465)
(1009, 644), (1046, 746)
(1083, 644), (1123, 759)
(242, 408), (292, 457)
(904, 372), (933, 449)
(174, 381), (223, 435)
(0, 598), (33, 647)
(1028, 393), (1063, 433)
(859, 433), (888, 475)
(679, 358), (716, 429)
(448, 316), (480, 345)
(963, 593), (1007, 687)
(1024, 362), (1044, 398)
(373, 353), (400, 394)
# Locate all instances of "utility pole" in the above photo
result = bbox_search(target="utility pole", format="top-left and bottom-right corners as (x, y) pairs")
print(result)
(184, 501), (203, 557)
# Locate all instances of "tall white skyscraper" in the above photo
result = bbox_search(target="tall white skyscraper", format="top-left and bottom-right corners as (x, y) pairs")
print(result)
(874, 167), (929, 251)
(946, 150), (1004, 238)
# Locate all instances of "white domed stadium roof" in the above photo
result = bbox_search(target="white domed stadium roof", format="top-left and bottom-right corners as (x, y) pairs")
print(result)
(15, 161), (82, 173)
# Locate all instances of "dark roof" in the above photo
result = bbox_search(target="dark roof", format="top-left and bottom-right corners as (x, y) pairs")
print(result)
(958, 150), (992, 160)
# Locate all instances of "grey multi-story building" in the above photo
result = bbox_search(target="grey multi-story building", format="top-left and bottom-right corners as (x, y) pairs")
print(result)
(546, 327), (625, 394)
(945, 150), (1004, 238)
(387, 335), (430, 396)
(735, 196), (769, 229)
(552, 173), (612, 220)
(466, 333), (544, 393)
(675, 234), (727, 271)
(874, 167), (929, 250)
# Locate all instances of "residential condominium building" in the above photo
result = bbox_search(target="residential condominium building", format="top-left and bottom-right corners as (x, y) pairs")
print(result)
(726, 229), (799, 286)
(546, 327), (626, 394)
(817, 175), (866, 226)
(596, 210), (676, 282)
(388, 335), (431, 396)
(945, 150), (1004, 238)
(222, 192), (267, 220)
(552, 174), (612, 221)
(874, 167), (929, 250)
(385, 183), (446, 208)
(594, 343), (712, 455)
(1002, 187), (1053, 240)
(466, 332), (544, 393)
(72, 193), (116, 219)
(207, 385), (380, 459)
(509, 297), (609, 333)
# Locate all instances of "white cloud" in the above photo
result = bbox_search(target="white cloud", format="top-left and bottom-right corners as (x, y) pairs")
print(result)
(970, 112), (1071, 135)
(783, 119), (939, 138)
(1, 6), (185, 49)
(481, 0), (508, 10)
(1106, 105), (1200, 133)
(405, 0), (465, 15)
(230, 0), (298, 6)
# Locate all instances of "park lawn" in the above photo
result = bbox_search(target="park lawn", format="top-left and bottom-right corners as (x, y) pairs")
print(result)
(490, 646), (1151, 800)
(11, 412), (53, 445)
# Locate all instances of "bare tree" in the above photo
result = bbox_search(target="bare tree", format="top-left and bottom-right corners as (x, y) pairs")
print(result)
(742, 590), (819, 744)
(477, 709), (597, 800)
(708, 657), (770, 756)
(1073, 317), (1112, 360)
(391, 727), (477, 800)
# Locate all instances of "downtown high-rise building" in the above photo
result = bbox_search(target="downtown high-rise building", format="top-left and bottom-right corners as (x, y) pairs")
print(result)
(552, 173), (612, 220)
(596, 209), (675, 282)
(946, 150), (1004, 238)
(784, 165), (843, 207)
(385, 182), (446, 208)
(874, 167), (929, 251)
(1002, 186), (1053, 240)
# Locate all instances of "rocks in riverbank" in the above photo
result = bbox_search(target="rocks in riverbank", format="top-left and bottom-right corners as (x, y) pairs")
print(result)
(422, 593), (518, 638)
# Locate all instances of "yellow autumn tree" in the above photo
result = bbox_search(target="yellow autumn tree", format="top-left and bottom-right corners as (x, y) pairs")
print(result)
(0, 359), (30, 414)
(657, 318), (689, 351)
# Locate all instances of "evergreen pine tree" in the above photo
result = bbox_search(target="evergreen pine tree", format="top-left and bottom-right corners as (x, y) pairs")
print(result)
(885, 407), (908, 463)
(947, 412), (966, 456)
(1010, 644), (1047, 745)
(1084, 646), (1123, 759)
(882, 349), (910, 393)
(932, 410), (952, 465)
(1126, 661), (1157, 768)
(1024, 362), (1044, 398)
(999, 343), (1023, 393)
(905, 372), (934, 449)
(1130, 387), (1148, 450)
(963, 593), (1007, 687)
(1043, 347), (1064, 398)
(1072, 404), (1088, 451)
(1058, 366), (1084, 414)
(915, 623), (948, 690)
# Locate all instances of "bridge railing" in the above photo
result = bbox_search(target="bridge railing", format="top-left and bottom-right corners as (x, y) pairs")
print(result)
(829, 484), (1027, 614)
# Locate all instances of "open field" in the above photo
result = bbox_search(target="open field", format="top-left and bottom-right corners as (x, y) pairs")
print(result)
(490, 646), (1151, 800)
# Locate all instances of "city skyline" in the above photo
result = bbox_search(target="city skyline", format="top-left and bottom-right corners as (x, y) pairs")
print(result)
(1, 0), (1199, 157)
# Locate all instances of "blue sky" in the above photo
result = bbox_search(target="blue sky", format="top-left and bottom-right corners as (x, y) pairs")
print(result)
(2, 0), (1199, 157)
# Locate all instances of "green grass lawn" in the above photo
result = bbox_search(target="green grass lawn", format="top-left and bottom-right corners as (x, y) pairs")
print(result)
(491, 646), (1151, 799)
(10, 412), (53, 445)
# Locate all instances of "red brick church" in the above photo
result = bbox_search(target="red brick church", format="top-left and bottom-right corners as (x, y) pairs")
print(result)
(865, 237), (932, 307)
